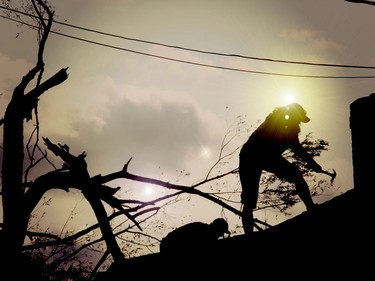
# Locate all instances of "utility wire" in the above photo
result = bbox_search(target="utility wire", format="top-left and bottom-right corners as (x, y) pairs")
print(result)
(2, 4), (375, 70)
(2, 4), (375, 71)
(345, 0), (375, 6)
(54, 20), (375, 70)
(52, 30), (375, 79)
(1, 5), (375, 79)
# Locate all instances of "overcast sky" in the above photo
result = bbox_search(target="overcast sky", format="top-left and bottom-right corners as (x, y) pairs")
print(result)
(1, 0), (375, 239)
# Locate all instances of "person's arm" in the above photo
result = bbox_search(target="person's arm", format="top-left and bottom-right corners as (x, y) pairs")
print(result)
(291, 142), (322, 172)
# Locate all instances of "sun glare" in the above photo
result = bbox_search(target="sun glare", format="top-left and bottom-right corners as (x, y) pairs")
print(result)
(282, 90), (296, 105)
(143, 185), (154, 197)
(200, 147), (211, 159)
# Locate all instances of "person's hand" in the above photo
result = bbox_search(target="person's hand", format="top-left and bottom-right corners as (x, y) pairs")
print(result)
(309, 162), (322, 173)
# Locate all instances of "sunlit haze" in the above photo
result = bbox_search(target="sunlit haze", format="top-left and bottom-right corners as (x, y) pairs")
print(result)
(1, 0), (375, 258)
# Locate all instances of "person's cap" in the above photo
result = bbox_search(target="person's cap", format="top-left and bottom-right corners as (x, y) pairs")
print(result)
(286, 103), (310, 123)
(212, 218), (231, 234)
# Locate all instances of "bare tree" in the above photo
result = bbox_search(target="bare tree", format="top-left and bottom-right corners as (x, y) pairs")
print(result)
(1, 0), (68, 268)
(0, 1), (140, 274)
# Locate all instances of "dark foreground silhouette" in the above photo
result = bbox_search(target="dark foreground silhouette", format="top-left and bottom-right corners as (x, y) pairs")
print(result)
(159, 217), (230, 268)
(160, 218), (230, 255)
(95, 188), (373, 280)
(239, 103), (327, 234)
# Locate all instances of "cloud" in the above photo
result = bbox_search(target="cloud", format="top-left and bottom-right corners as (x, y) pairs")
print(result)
(39, 75), (226, 180)
(280, 28), (343, 52)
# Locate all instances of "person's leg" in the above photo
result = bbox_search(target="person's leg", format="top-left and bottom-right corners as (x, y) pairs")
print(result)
(241, 203), (254, 235)
(265, 156), (315, 211)
(239, 156), (262, 234)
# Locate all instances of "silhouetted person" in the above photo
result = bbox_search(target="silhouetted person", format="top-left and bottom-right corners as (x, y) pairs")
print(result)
(239, 103), (323, 235)
(159, 218), (230, 259)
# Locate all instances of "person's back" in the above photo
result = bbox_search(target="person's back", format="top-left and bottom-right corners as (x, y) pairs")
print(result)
(159, 218), (230, 257)
(160, 222), (211, 255)
(242, 103), (303, 156)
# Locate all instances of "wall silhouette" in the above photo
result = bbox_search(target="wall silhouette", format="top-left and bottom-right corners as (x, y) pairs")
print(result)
(350, 93), (375, 194)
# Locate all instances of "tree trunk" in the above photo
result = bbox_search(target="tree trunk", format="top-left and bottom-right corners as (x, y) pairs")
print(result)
(1, 88), (29, 267)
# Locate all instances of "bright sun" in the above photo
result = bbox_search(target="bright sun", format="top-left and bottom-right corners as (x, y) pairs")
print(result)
(282, 90), (296, 105)
(143, 185), (154, 196)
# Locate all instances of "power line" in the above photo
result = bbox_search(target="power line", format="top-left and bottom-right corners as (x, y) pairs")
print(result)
(345, 0), (375, 6)
(1, 5), (375, 79)
(2, 4), (374, 71)
(53, 19), (375, 71)
(53, 30), (375, 79)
